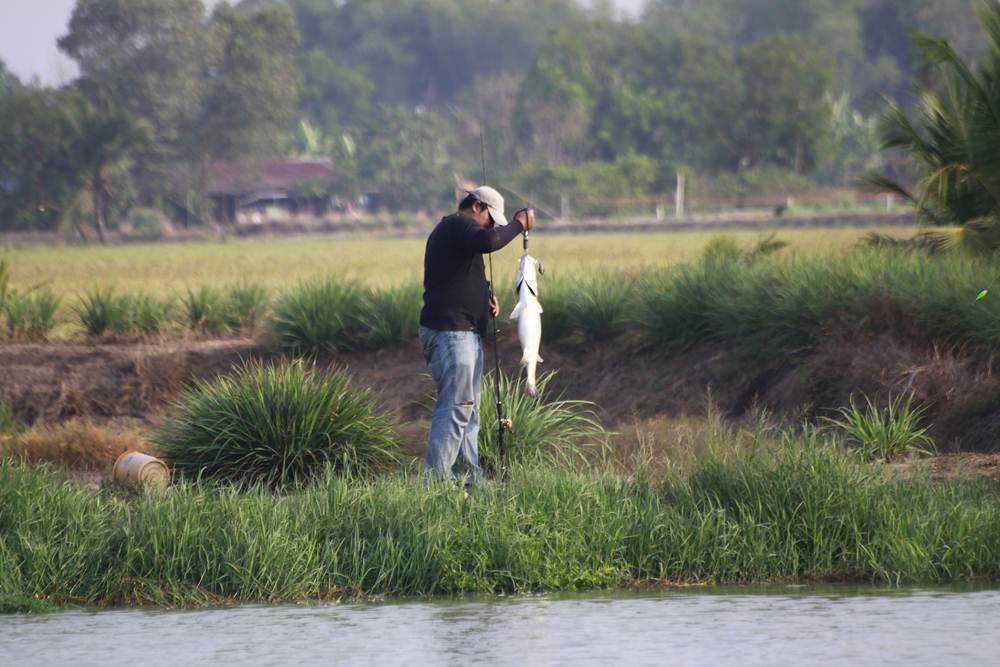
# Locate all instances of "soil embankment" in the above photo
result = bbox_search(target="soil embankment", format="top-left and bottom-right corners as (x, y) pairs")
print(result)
(2, 329), (1000, 468)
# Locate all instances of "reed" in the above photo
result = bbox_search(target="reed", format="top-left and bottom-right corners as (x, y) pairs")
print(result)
(181, 285), (229, 336)
(359, 281), (423, 350)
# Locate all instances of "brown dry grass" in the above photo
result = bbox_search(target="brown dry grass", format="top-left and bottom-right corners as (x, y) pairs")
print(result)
(1, 419), (157, 471)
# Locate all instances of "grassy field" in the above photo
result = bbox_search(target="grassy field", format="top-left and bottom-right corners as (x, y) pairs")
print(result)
(3, 226), (915, 298)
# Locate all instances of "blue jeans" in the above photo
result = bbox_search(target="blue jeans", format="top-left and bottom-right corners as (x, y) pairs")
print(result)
(419, 326), (484, 484)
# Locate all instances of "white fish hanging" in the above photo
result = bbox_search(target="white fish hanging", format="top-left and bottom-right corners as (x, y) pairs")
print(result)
(510, 253), (543, 396)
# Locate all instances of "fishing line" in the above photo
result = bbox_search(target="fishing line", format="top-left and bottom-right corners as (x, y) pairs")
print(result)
(481, 125), (508, 475)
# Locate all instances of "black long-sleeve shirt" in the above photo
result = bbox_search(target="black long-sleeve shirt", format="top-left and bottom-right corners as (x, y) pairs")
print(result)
(420, 213), (525, 336)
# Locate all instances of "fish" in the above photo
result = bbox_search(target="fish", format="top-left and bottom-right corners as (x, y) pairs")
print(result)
(510, 253), (544, 396)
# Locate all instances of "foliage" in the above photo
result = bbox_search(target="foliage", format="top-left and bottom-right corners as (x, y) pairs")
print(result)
(478, 371), (608, 474)
(824, 393), (936, 461)
(156, 359), (400, 488)
(125, 208), (171, 240)
(866, 2), (1000, 240)
(197, 4), (301, 162)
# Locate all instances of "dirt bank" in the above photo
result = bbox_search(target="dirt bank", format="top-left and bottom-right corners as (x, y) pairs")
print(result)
(3, 328), (1000, 459)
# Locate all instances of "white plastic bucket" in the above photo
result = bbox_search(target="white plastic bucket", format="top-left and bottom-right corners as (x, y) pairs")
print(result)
(112, 451), (170, 490)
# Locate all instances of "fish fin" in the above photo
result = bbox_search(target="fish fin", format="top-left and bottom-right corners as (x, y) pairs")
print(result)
(538, 304), (543, 314)
(538, 356), (544, 363)
(510, 302), (524, 320)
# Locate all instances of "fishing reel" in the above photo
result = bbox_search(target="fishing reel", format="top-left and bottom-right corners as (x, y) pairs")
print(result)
(500, 417), (512, 432)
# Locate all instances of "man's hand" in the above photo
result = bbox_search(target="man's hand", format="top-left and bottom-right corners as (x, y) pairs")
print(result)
(489, 294), (500, 318)
(514, 208), (535, 231)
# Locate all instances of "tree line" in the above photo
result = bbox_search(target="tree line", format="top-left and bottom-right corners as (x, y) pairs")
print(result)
(0, 0), (988, 236)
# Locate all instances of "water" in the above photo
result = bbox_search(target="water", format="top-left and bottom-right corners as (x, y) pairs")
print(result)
(2, 586), (998, 666)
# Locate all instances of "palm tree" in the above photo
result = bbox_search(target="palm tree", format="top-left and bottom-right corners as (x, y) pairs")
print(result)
(866, 1), (1000, 235)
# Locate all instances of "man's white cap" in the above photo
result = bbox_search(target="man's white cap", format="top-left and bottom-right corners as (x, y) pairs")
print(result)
(468, 185), (508, 227)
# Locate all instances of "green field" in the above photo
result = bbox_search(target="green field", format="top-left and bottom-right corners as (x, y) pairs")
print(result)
(4, 226), (915, 298)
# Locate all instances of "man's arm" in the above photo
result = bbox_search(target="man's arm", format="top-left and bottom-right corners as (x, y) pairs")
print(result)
(458, 217), (525, 254)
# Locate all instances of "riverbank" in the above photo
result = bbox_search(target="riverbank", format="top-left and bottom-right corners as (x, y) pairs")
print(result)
(2, 433), (999, 612)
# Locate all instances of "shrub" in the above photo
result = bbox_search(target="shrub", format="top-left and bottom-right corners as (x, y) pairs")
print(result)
(478, 371), (608, 474)
(824, 393), (936, 461)
(156, 359), (400, 488)
(359, 281), (422, 349)
(3, 288), (60, 340)
(124, 207), (172, 240)
(181, 285), (229, 336)
(223, 281), (270, 335)
(268, 278), (365, 354)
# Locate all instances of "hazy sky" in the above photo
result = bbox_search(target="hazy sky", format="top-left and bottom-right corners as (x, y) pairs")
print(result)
(0, 0), (644, 86)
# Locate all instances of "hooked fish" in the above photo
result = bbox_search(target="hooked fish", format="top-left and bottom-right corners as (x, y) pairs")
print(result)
(510, 253), (544, 396)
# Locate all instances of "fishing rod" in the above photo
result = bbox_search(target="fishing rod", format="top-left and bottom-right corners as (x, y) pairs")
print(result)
(481, 127), (509, 476)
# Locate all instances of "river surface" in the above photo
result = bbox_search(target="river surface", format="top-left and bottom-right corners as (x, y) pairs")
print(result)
(2, 586), (998, 666)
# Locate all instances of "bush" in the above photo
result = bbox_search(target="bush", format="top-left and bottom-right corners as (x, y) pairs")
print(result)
(124, 207), (171, 240)
(124, 292), (175, 336)
(156, 359), (400, 488)
(824, 393), (936, 462)
(268, 277), (365, 354)
(478, 371), (608, 474)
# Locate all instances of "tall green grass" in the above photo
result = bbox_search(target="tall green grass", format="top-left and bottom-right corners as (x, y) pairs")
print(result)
(156, 359), (400, 488)
(268, 277), (366, 354)
(2, 430), (999, 609)
(478, 371), (608, 474)
(3, 288), (60, 340)
(825, 393), (936, 461)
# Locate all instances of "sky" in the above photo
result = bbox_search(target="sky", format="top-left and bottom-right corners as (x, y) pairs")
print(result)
(0, 0), (645, 86)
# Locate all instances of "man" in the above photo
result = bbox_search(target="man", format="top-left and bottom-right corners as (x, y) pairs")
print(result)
(419, 185), (535, 484)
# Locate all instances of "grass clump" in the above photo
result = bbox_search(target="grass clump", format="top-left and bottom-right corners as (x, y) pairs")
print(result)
(824, 393), (936, 461)
(76, 287), (130, 337)
(156, 359), (400, 488)
(478, 371), (608, 473)
(223, 281), (270, 335)
(76, 288), (174, 338)
(3, 288), (60, 341)
(268, 277), (365, 354)
(359, 281), (422, 349)
(181, 285), (229, 336)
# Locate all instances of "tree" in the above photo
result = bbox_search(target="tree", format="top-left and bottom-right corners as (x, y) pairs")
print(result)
(357, 106), (459, 211)
(67, 103), (148, 243)
(198, 3), (301, 162)
(866, 2), (1000, 231)
(58, 0), (208, 191)
(736, 36), (834, 173)
(0, 60), (19, 95)
(0, 87), (81, 231)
